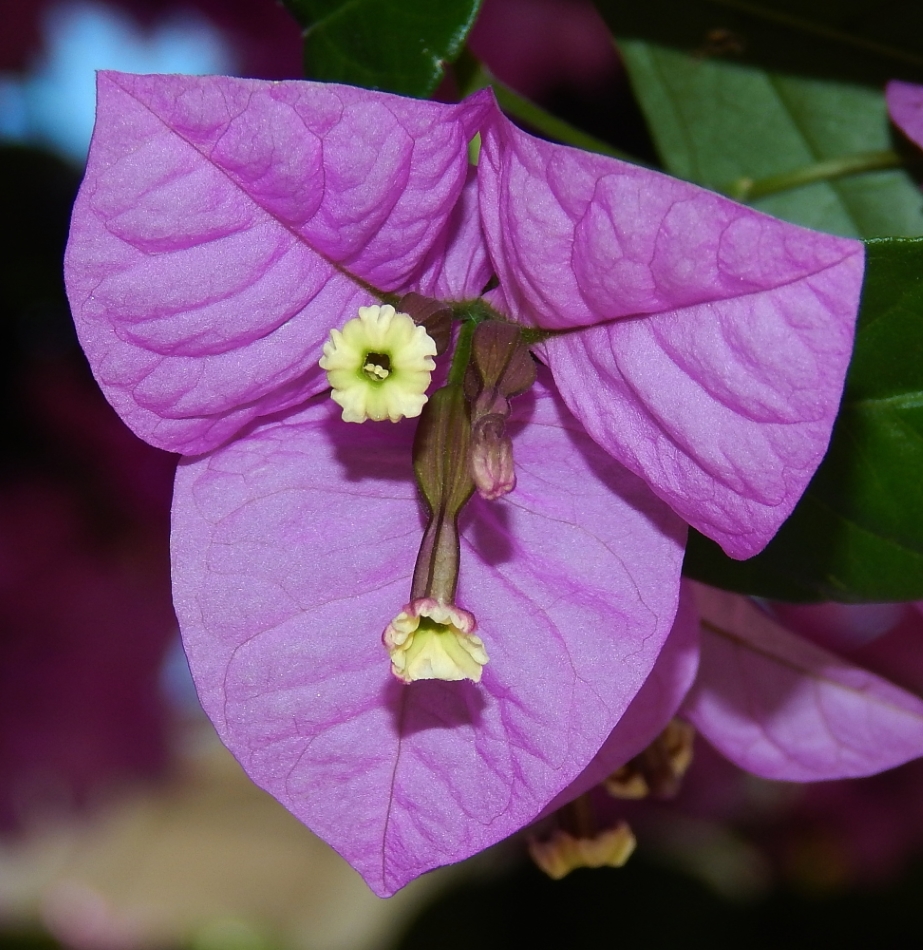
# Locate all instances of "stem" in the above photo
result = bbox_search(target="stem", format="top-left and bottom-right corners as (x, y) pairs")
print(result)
(447, 318), (477, 389)
(410, 385), (474, 603)
(462, 59), (648, 166)
(722, 149), (905, 201)
(411, 507), (461, 602)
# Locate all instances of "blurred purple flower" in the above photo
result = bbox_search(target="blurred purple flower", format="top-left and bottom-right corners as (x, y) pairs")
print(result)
(468, 0), (619, 99)
(64, 73), (863, 893)
(0, 361), (177, 829)
(683, 584), (923, 782)
(887, 80), (923, 151)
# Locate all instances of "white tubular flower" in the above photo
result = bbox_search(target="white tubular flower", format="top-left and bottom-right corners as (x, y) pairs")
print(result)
(528, 823), (637, 880)
(319, 304), (437, 422)
(383, 598), (488, 684)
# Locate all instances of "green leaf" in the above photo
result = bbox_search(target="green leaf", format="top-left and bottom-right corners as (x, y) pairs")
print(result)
(594, 0), (923, 89)
(610, 46), (923, 237)
(684, 238), (923, 602)
(282, 0), (482, 96)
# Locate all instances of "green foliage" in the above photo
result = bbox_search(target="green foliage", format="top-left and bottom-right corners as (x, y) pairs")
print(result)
(621, 44), (923, 236)
(595, 5), (923, 237)
(281, 0), (482, 96)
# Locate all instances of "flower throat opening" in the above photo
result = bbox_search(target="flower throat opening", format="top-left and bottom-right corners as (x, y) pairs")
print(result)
(362, 352), (391, 380)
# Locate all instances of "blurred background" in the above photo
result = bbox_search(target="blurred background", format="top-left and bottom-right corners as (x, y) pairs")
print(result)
(3, 0), (923, 946)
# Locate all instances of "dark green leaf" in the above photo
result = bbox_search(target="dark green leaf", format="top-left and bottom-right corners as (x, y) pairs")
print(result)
(282, 0), (482, 96)
(684, 238), (923, 602)
(594, 0), (923, 88)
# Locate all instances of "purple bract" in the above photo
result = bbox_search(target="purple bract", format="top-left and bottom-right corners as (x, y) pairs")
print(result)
(65, 72), (867, 894)
(888, 80), (923, 151)
(683, 584), (923, 782)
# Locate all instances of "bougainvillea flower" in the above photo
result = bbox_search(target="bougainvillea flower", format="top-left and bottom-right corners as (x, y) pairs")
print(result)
(533, 591), (923, 885)
(887, 80), (923, 150)
(65, 72), (864, 894)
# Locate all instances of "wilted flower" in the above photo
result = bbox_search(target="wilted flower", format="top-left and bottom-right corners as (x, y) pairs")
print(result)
(65, 72), (864, 894)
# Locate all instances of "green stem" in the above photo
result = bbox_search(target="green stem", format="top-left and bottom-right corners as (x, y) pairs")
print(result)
(447, 318), (477, 389)
(491, 81), (645, 164)
(461, 59), (648, 166)
(722, 149), (905, 201)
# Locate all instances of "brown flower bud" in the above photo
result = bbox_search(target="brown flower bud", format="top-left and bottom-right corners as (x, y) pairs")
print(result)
(463, 320), (535, 408)
(396, 292), (453, 355)
(462, 320), (535, 501)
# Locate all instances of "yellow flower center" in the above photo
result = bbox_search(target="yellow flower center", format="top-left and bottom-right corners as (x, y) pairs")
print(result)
(319, 305), (437, 423)
(362, 352), (391, 380)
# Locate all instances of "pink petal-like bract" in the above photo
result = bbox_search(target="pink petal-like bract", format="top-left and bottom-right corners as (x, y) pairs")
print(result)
(683, 584), (923, 781)
(172, 373), (686, 895)
(64, 72), (871, 892)
(478, 111), (864, 558)
(887, 80), (923, 151)
(65, 72), (490, 455)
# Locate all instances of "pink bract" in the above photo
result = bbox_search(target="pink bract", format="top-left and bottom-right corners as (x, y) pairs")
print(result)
(65, 72), (865, 893)
(684, 584), (923, 781)
(173, 373), (686, 893)
(887, 80), (923, 151)
(66, 73), (491, 456)
(478, 114), (860, 557)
